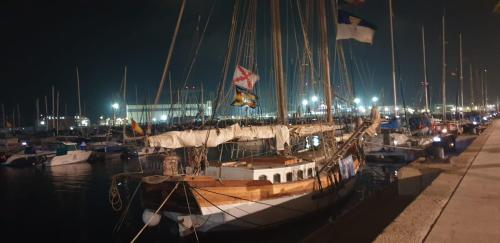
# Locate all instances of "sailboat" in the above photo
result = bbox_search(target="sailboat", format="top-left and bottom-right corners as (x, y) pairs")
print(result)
(129, 0), (381, 237)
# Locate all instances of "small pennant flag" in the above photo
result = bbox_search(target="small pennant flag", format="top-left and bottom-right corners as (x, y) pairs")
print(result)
(231, 86), (258, 109)
(232, 65), (259, 91)
(336, 10), (377, 44)
(131, 119), (144, 136)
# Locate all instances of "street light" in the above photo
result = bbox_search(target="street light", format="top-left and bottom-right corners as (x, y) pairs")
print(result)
(353, 98), (361, 105)
(371, 96), (379, 103)
(311, 96), (318, 102)
(302, 99), (308, 106)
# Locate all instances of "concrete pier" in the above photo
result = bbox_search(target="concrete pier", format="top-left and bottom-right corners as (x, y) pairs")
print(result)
(376, 120), (500, 242)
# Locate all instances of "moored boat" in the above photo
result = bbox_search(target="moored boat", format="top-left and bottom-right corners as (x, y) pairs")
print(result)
(44, 142), (92, 167)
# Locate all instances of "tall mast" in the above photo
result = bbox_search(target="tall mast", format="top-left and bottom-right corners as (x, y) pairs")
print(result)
(1, 104), (4, 128)
(52, 86), (55, 130)
(441, 14), (447, 122)
(36, 99), (39, 130)
(421, 26), (429, 112)
(123, 66), (127, 140)
(389, 0), (398, 116)
(469, 64), (474, 106)
(459, 33), (464, 109)
(484, 69), (488, 108)
(44, 96), (48, 117)
(271, 0), (287, 124)
(318, 0), (333, 123)
(76, 65), (82, 116)
(201, 82), (205, 124)
(56, 91), (60, 135)
(149, 0), (185, 134)
(481, 69), (485, 108)
(16, 104), (20, 128)
(12, 108), (15, 129)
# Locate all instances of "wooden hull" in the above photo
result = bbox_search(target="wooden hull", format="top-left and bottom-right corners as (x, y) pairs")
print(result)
(165, 176), (356, 236)
(141, 159), (359, 236)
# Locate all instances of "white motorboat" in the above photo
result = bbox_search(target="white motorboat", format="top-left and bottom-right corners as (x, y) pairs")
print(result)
(44, 142), (92, 167)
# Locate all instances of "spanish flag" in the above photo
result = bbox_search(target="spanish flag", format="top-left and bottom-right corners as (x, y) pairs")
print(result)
(131, 119), (144, 136)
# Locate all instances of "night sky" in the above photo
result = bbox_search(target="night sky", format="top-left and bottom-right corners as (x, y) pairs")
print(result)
(1, 0), (499, 125)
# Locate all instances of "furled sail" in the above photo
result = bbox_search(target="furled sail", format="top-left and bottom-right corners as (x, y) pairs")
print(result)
(289, 124), (343, 137)
(148, 124), (290, 151)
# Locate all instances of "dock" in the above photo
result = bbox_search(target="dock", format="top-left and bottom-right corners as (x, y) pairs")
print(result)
(302, 120), (500, 243)
(376, 119), (500, 242)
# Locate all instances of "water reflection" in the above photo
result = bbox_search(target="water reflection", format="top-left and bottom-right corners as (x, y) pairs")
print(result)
(0, 152), (408, 243)
(48, 163), (92, 191)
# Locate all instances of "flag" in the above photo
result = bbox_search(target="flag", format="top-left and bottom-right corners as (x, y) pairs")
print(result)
(131, 119), (144, 136)
(342, 0), (365, 7)
(231, 86), (258, 109)
(232, 65), (259, 91)
(336, 10), (377, 44)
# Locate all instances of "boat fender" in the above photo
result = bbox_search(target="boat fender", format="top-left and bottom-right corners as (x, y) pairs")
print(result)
(142, 209), (161, 227)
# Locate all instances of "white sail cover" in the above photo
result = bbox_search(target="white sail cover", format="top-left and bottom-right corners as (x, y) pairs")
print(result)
(148, 124), (290, 151)
(289, 124), (343, 137)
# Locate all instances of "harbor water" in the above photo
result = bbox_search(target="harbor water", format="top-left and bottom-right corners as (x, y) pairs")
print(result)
(0, 156), (403, 243)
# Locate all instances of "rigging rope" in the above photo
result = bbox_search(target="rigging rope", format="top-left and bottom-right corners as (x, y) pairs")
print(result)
(182, 182), (199, 242)
(130, 182), (180, 243)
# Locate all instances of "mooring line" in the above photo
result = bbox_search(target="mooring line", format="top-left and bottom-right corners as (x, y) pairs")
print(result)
(130, 181), (180, 243)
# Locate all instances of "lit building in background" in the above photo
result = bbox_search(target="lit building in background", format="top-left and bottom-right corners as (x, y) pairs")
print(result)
(37, 115), (90, 131)
(126, 101), (212, 124)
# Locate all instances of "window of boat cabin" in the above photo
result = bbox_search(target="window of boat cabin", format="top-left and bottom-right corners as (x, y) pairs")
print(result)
(307, 168), (313, 178)
(258, 175), (267, 181)
(273, 174), (281, 183)
(297, 170), (304, 180)
(286, 172), (293, 182)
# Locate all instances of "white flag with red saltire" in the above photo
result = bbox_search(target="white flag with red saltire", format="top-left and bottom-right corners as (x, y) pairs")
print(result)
(232, 65), (259, 91)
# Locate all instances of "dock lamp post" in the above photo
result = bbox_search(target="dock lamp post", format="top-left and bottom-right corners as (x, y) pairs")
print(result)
(112, 103), (119, 126)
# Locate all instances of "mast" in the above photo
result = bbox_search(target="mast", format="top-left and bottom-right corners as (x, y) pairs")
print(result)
(16, 104), (20, 128)
(44, 96), (48, 117)
(201, 82), (205, 124)
(36, 99), (39, 130)
(441, 14), (447, 121)
(481, 69), (485, 108)
(56, 91), (60, 136)
(169, 72), (173, 108)
(271, 0), (288, 124)
(12, 108), (15, 129)
(459, 33), (464, 109)
(123, 66), (127, 140)
(389, 0), (398, 116)
(52, 86), (55, 130)
(421, 26), (429, 112)
(1, 104), (4, 128)
(149, 0), (186, 135)
(484, 68), (488, 108)
(318, 0), (333, 123)
(469, 64), (474, 106)
(76, 65), (82, 116)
